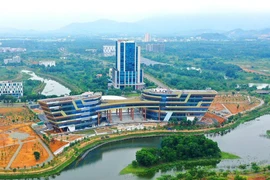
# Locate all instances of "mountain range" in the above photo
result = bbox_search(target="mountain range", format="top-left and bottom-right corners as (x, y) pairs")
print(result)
(1, 14), (270, 38)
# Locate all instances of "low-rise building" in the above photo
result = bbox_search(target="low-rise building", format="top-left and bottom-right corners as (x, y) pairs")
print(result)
(0, 81), (23, 98)
(39, 61), (56, 67)
(3, 56), (21, 64)
(103, 45), (116, 57)
(85, 49), (97, 53)
(0, 47), (26, 53)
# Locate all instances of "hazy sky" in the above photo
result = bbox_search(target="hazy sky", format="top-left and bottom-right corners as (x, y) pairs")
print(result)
(1, 0), (270, 30)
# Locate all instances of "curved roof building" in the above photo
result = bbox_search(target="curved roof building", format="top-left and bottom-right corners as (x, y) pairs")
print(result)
(38, 89), (217, 132)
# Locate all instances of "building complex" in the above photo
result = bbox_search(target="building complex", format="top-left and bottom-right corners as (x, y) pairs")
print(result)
(38, 39), (216, 132)
(0, 81), (23, 98)
(38, 88), (217, 132)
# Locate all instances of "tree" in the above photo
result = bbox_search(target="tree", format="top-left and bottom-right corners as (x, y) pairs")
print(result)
(234, 174), (247, 180)
(131, 160), (138, 167)
(251, 162), (260, 173)
(33, 151), (40, 161)
(136, 148), (158, 167)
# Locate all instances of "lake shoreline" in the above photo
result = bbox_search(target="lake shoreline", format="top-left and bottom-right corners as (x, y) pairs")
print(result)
(0, 101), (269, 179)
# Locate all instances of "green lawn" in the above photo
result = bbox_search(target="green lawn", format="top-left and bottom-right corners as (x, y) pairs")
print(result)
(221, 152), (240, 159)
(73, 129), (96, 135)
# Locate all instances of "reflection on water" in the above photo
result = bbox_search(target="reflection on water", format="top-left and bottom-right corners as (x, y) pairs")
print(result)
(22, 70), (71, 96)
(47, 115), (270, 180)
(209, 115), (270, 169)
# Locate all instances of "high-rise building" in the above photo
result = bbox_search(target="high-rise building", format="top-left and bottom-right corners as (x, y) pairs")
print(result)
(112, 40), (144, 90)
(144, 33), (151, 42)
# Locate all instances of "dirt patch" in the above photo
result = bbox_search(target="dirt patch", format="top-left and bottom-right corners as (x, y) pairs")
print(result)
(0, 144), (19, 168)
(11, 140), (49, 168)
(0, 107), (36, 126)
(0, 133), (18, 147)
(209, 103), (225, 111)
(49, 140), (69, 153)
(202, 112), (226, 124)
(224, 102), (260, 114)
(16, 126), (39, 142)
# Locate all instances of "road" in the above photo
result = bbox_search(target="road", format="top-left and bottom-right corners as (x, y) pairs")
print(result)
(144, 73), (170, 89)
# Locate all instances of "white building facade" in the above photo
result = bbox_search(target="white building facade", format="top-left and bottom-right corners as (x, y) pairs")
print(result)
(103, 45), (116, 57)
(0, 81), (23, 98)
(3, 56), (21, 64)
(39, 61), (56, 67)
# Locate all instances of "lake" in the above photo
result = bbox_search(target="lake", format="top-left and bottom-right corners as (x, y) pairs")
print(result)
(46, 114), (270, 180)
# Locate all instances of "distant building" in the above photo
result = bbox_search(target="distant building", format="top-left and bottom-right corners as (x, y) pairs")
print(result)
(96, 74), (103, 78)
(85, 49), (97, 53)
(144, 33), (151, 42)
(60, 57), (67, 60)
(112, 40), (144, 90)
(3, 56), (21, 64)
(0, 47), (26, 53)
(103, 45), (116, 57)
(145, 44), (165, 53)
(39, 61), (56, 67)
(0, 81), (23, 98)
(256, 90), (270, 95)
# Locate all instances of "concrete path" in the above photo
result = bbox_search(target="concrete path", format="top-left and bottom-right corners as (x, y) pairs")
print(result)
(144, 73), (170, 89)
(6, 140), (23, 169)
(37, 138), (54, 164)
(4, 138), (54, 169)
(221, 104), (232, 115)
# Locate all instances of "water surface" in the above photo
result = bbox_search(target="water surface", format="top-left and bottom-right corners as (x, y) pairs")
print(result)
(22, 70), (71, 96)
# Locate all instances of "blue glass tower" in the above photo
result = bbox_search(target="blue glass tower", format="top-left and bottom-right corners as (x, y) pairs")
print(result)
(112, 40), (145, 90)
